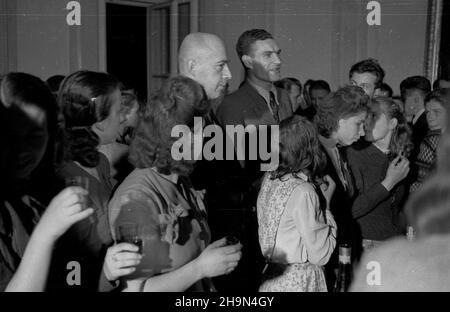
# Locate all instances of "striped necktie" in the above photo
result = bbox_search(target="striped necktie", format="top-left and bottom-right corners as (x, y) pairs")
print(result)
(269, 91), (280, 124)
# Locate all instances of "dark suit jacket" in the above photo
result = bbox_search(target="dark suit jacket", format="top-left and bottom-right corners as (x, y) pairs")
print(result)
(407, 112), (429, 190)
(210, 81), (293, 291)
(216, 80), (293, 184)
(411, 112), (429, 161)
(320, 144), (357, 244)
(216, 80), (293, 127)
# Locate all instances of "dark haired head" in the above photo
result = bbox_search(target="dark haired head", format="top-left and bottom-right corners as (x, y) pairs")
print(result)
(314, 85), (369, 138)
(275, 77), (302, 93)
(349, 58), (385, 87)
(275, 77), (302, 109)
(0, 72), (57, 196)
(400, 76), (431, 100)
(46, 75), (65, 94)
(375, 82), (393, 98)
(425, 88), (450, 111)
(432, 78), (450, 90)
(271, 115), (326, 183)
(129, 76), (209, 176)
(309, 80), (331, 93)
(58, 70), (121, 168)
(236, 29), (273, 59)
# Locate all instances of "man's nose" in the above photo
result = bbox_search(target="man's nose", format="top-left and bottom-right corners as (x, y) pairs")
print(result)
(272, 53), (281, 65)
(359, 125), (365, 136)
(223, 64), (232, 80)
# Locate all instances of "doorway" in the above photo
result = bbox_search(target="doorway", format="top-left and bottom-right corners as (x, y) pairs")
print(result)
(106, 3), (148, 100)
(438, 0), (450, 79)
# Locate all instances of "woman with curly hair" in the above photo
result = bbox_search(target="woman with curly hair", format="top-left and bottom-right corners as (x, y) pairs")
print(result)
(257, 115), (337, 292)
(108, 76), (242, 292)
(347, 96), (413, 255)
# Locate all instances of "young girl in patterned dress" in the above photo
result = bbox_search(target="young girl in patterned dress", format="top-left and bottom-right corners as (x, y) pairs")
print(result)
(257, 115), (337, 292)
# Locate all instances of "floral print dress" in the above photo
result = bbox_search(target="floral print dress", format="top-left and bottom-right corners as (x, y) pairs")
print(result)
(257, 172), (337, 292)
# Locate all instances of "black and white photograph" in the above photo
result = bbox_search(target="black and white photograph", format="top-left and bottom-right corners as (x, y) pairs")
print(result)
(1, 0), (450, 301)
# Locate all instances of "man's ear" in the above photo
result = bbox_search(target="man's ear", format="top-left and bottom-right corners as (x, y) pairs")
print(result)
(242, 55), (253, 69)
(187, 59), (197, 77)
(93, 121), (105, 132)
(390, 117), (398, 130)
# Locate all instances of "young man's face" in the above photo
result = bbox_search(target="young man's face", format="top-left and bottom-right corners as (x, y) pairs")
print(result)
(404, 89), (424, 118)
(333, 112), (367, 146)
(350, 72), (377, 98)
(247, 39), (282, 83)
(426, 100), (447, 131)
(289, 84), (301, 107)
(310, 88), (329, 108)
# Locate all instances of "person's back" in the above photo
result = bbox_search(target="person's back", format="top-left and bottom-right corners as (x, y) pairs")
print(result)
(353, 170), (450, 292)
(351, 234), (450, 291)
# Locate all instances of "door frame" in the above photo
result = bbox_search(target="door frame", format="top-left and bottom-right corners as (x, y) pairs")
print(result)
(98, 0), (198, 98)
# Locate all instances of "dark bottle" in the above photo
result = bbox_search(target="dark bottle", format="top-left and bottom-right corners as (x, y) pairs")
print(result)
(334, 244), (352, 292)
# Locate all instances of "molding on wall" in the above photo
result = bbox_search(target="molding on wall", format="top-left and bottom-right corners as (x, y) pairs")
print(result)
(425, 0), (442, 82)
(0, 0), (7, 74)
(98, 0), (107, 72)
(0, 0), (17, 74)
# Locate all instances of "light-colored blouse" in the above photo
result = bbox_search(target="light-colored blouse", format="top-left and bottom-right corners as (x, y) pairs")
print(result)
(257, 172), (337, 266)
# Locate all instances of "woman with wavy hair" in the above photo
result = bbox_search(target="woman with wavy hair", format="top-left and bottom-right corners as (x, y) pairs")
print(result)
(49, 70), (133, 291)
(347, 96), (413, 255)
(257, 115), (337, 292)
(108, 76), (242, 292)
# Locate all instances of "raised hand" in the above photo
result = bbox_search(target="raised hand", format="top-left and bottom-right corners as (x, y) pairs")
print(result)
(382, 155), (410, 191)
(103, 243), (142, 282)
(195, 237), (242, 278)
(319, 175), (336, 209)
(35, 186), (94, 241)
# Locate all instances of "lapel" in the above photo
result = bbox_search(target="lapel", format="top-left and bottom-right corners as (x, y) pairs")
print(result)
(414, 113), (428, 132)
(146, 169), (192, 214)
(241, 81), (277, 125)
(321, 144), (340, 186)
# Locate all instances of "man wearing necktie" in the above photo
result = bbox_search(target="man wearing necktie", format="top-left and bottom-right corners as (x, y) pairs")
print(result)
(215, 29), (293, 291)
(217, 29), (293, 177)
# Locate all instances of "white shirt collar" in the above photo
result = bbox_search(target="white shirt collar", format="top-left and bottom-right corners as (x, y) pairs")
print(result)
(247, 79), (279, 107)
(413, 108), (425, 125)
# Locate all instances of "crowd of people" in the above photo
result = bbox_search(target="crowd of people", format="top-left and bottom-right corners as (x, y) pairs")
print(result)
(1, 28), (450, 292)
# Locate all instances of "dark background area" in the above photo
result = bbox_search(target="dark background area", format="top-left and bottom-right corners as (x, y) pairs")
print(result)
(107, 3), (148, 101)
(439, 1), (450, 79)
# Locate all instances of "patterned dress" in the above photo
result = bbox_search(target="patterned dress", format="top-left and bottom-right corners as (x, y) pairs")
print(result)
(410, 129), (442, 193)
(257, 172), (337, 292)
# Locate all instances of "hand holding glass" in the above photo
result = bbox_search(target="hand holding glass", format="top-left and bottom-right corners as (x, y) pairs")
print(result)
(117, 223), (143, 254)
(65, 176), (90, 210)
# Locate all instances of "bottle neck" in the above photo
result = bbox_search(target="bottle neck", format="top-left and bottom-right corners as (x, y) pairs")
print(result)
(338, 254), (351, 265)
